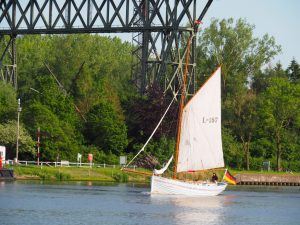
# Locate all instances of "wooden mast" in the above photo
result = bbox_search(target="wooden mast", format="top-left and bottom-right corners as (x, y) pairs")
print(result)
(173, 35), (193, 179)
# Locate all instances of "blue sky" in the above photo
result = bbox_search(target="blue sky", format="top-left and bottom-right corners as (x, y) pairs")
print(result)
(201, 0), (300, 68)
(113, 0), (299, 69)
(8, 1), (299, 68)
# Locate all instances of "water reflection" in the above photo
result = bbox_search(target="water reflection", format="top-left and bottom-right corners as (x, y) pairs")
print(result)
(1, 181), (299, 225)
(150, 194), (235, 225)
(174, 196), (222, 224)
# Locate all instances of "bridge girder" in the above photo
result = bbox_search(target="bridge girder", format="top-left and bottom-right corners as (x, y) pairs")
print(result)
(0, 0), (213, 94)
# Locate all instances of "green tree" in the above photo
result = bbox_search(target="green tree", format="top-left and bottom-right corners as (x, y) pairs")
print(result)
(0, 120), (35, 160)
(21, 74), (83, 161)
(0, 81), (17, 122)
(23, 102), (79, 161)
(197, 18), (281, 169)
(252, 62), (287, 94)
(222, 127), (243, 169)
(15, 34), (135, 161)
(225, 91), (257, 170)
(257, 77), (300, 171)
(286, 58), (300, 83)
(197, 18), (281, 98)
(84, 99), (128, 155)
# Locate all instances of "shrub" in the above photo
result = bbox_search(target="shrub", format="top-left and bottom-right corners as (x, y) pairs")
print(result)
(112, 172), (128, 182)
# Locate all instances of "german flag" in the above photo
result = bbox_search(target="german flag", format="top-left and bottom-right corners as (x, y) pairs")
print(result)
(223, 169), (237, 185)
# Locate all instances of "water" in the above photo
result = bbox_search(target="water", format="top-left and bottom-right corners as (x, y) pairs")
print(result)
(0, 181), (300, 225)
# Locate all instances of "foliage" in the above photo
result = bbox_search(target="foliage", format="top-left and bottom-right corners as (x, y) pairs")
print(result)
(256, 77), (300, 171)
(135, 135), (176, 166)
(112, 172), (128, 182)
(286, 58), (300, 83)
(197, 18), (288, 171)
(0, 81), (17, 123)
(125, 85), (178, 151)
(197, 18), (281, 98)
(222, 127), (243, 169)
(0, 18), (299, 172)
(84, 99), (128, 155)
(0, 120), (35, 159)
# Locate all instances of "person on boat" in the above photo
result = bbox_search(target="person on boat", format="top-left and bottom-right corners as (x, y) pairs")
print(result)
(211, 173), (218, 183)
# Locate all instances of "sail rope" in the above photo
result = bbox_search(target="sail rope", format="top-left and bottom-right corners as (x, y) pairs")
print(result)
(173, 34), (193, 179)
(122, 91), (179, 169)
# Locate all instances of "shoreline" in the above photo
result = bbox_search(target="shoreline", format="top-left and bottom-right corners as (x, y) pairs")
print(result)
(3, 166), (300, 185)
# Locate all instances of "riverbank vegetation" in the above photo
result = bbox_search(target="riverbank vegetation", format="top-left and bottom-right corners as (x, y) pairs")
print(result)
(9, 165), (148, 182)
(8, 165), (300, 182)
(0, 18), (299, 172)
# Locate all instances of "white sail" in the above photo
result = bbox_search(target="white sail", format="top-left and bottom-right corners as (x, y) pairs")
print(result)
(153, 155), (173, 175)
(177, 67), (224, 172)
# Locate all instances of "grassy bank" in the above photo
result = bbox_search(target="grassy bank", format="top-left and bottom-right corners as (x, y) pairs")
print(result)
(5, 165), (299, 182)
(231, 169), (300, 176)
(6, 165), (150, 183)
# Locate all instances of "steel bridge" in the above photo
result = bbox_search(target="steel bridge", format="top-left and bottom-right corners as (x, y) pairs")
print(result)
(0, 0), (213, 94)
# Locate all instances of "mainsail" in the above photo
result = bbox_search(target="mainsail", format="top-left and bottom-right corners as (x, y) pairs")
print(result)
(177, 67), (224, 172)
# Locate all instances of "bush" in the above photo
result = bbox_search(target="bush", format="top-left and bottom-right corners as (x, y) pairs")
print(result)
(55, 172), (71, 180)
(249, 157), (263, 170)
(112, 172), (128, 182)
(281, 160), (300, 172)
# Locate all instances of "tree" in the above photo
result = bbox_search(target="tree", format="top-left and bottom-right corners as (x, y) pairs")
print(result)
(197, 18), (281, 98)
(84, 99), (128, 155)
(225, 91), (257, 170)
(125, 85), (178, 152)
(21, 74), (83, 161)
(286, 58), (300, 83)
(222, 127), (243, 169)
(257, 77), (300, 171)
(252, 62), (286, 94)
(197, 18), (281, 170)
(23, 102), (80, 161)
(15, 34), (135, 161)
(0, 81), (17, 122)
(0, 120), (35, 160)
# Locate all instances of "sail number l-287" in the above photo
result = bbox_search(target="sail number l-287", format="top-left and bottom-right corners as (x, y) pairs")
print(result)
(202, 117), (218, 124)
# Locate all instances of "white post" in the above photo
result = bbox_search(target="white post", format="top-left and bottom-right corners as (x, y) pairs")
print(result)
(16, 98), (22, 163)
(37, 127), (40, 165)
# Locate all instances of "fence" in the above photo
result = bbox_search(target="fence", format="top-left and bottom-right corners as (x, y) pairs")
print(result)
(4, 160), (136, 170)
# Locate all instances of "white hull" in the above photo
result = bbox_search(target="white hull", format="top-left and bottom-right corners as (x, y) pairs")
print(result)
(151, 175), (227, 196)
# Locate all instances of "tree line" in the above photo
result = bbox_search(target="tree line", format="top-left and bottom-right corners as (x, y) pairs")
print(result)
(0, 18), (299, 171)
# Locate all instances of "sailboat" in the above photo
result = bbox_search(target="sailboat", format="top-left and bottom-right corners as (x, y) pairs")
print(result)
(150, 66), (227, 196)
(122, 31), (226, 197)
(123, 65), (227, 196)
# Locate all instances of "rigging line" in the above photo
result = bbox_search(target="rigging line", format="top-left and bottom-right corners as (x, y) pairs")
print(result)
(122, 90), (179, 169)
(173, 34), (193, 179)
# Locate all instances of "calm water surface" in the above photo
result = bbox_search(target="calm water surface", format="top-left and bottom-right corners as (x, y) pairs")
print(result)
(0, 180), (300, 225)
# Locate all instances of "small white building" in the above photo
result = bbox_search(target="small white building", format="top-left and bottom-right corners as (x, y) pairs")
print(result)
(0, 146), (6, 161)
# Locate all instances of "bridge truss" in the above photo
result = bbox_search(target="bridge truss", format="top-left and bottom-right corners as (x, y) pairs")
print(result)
(0, 0), (213, 94)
